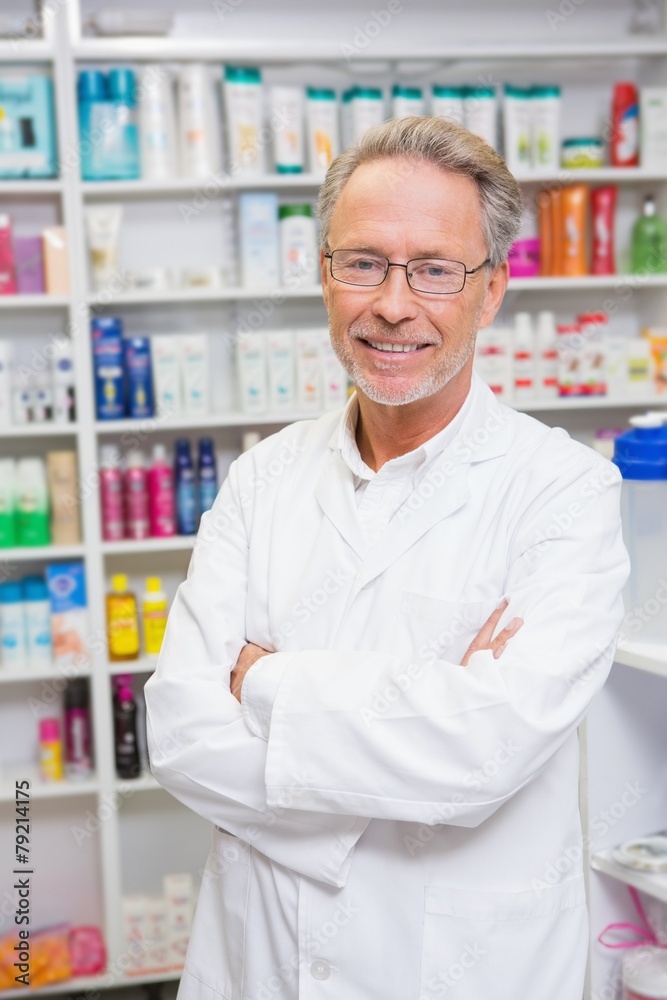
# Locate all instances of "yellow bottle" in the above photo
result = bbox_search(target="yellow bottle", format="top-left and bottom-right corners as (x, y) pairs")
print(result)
(142, 576), (168, 656)
(39, 718), (64, 782)
(106, 574), (140, 661)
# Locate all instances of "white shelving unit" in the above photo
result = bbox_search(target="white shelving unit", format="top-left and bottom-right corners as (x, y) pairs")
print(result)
(2, 2), (667, 997)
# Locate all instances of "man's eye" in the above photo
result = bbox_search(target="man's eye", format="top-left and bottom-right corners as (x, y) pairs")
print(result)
(351, 257), (383, 271)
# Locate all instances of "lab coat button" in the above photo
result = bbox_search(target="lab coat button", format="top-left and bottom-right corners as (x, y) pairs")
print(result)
(310, 960), (331, 980)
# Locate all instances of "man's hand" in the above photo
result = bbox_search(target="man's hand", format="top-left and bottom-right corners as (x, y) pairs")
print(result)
(461, 599), (523, 667)
(231, 642), (272, 702)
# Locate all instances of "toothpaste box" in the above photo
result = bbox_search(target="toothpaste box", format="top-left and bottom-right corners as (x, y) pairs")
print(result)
(45, 562), (91, 670)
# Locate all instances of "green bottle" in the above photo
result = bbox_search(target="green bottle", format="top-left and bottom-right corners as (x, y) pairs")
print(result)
(16, 458), (51, 547)
(631, 194), (667, 275)
(0, 458), (17, 548)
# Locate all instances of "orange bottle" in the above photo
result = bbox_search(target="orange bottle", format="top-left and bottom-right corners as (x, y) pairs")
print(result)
(561, 184), (589, 277)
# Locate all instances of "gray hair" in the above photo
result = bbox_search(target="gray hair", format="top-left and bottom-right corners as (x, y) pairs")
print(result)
(317, 116), (523, 269)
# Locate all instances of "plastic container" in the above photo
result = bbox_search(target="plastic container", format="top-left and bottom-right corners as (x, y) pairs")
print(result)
(78, 70), (109, 181)
(623, 945), (667, 999)
(106, 68), (140, 180)
(561, 137), (605, 169)
(350, 87), (385, 144)
(502, 85), (532, 175)
(138, 64), (177, 181)
(39, 718), (64, 782)
(512, 312), (536, 401)
(0, 581), (25, 667)
(508, 237), (540, 277)
(100, 445), (124, 542)
(124, 451), (149, 540)
(270, 85), (304, 173)
(23, 576), (52, 668)
(64, 678), (92, 780)
(223, 66), (263, 175)
(561, 183), (589, 277)
(591, 186), (617, 275)
(106, 574), (140, 661)
(16, 458), (50, 547)
(197, 438), (217, 518)
(174, 439), (197, 536)
(631, 194), (667, 275)
(177, 64), (219, 178)
(124, 337), (154, 419)
(306, 88), (338, 174)
(0, 458), (16, 548)
(463, 86), (497, 149)
(611, 81), (640, 168)
(531, 85), (561, 170)
(114, 679), (141, 779)
(613, 415), (667, 643)
(431, 85), (465, 124)
(142, 577), (168, 656)
(391, 85), (424, 119)
(148, 444), (176, 538)
(536, 311), (559, 399)
(279, 204), (318, 286)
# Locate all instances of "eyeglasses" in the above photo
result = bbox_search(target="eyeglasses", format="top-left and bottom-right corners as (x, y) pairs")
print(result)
(324, 249), (491, 295)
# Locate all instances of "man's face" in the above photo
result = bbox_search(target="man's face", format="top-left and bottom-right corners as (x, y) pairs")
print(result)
(321, 157), (507, 406)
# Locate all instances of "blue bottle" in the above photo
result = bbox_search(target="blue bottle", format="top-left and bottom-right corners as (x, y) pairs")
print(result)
(78, 70), (109, 181)
(198, 438), (218, 520)
(123, 337), (154, 419)
(106, 68), (140, 180)
(91, 317), (125, 420)
(174, 439), (197, 535)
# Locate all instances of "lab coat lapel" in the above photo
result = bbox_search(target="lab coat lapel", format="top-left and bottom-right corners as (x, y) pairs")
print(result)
(314, 449), (368, 559)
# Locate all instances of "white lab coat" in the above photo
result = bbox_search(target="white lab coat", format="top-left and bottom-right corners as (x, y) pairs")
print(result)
(145, 372), (629, 1000)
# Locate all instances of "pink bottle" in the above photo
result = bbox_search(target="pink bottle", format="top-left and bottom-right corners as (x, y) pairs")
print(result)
(148, 443), (176, 538)
(99, 445), (124, 541)
(124, 450), (150, 540)
(0, 214), (17, 295)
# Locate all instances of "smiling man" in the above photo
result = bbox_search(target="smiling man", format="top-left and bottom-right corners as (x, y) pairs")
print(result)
(145, 117), (629, 1000)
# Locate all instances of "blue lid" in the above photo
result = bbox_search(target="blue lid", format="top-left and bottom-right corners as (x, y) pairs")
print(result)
(392, 85), (423, 100)
(176, 438), (192, 454)
(613, 425), (667, 480)
(225, 66), (262, 84)
(0, 582), (23, 603)
(78, 70), (107, 102)
(91, 316), (123, 338)
(433, 85), (465, 98)
(108, 68), (136, 105)
(199, 437), (214, 452)
(23, 576), (48, 601)
(307, 87), (336, 101)
(354, 87), (383, 100)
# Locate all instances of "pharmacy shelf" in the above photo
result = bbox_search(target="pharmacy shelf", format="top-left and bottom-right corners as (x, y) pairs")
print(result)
(71, 38), (667, 63)
(0, 968), (182, 1000)
(88, 285), (323, 306)
(508, 275), (667, 291)
(0, 765), (98, 803)
(592, 849), (667, 905)
(108, 656), (159, 676)
(0, 543), (85, 562)
(100, 536), (196, 556)
(518, 168), (667, 184)
(0, 179), (63, 195)
(516, 394), (667, 412)
(0, 664), (91, 685)
(614, 640), (667, 678)
(0, 40), (54, 62)
(0, 294), (70, 310)
(115, 771), (162, 794)
(82, 173), (326, 197)
(0, 422), (79, 438)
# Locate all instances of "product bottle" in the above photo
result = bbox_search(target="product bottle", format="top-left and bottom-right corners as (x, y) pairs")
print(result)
(16, 458), (50, 547)
(631, 195), (667, 275)
(100, 445), (125, 542)
(113, 680), (141, 779)
(0, 458), (16, 547)
(47, 451), (81, 545)
(0, 339), (11, 426)
(23, 576), (52, 669)
(503, 85), (532, 175)
(561, 184), (589, 277)
(512, 312), (536, 401)
(305, 88), (339, 174)
(106, 574), (140, 661)
(106, 68), (140, 180)
(177, 64), (219, 178)
(223, 66), (264, 175)
(142, 577), (168, 656)
(611, 81), (639, 168)
(64, 678), (92, 780)
(174, 439), (197, 535)
(0, 581), (26, 667)
(535, 311), (559, 400)
(0, 214), (17, 294)
(591, 186), (617, 276)
(197, 438), (218, 519)
(138, 64), (177, 181)
(124, 450), (149, 540)
(148, 444), (176, 537)
(78, 70), (109, 181)
(531, 85), (561, 171)
(39, 718), (64, 782)
(279, 205), (318, 286)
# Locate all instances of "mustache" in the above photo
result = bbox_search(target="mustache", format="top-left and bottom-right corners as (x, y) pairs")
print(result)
(349, 321), (440, 346)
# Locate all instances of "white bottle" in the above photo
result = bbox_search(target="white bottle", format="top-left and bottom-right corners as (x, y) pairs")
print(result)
(512, 312), (536, 402)
(531, 86), (561, 171)
(270, 85), (305, 174)
(279, 205), (318, 286)
(0, 581), (26, 668)
(296, 329), (323, 412)
(320, 330), (348, 410)
(431, 86), (465, 125)
(152, 335), (182, 418)
(464, 87), (498, 149)
(236, 333), (267, 414)
(177, 64), (219, 178)
(23, 576), (52, 669)
(350, 88), (385, 144)
(391, 86), (425, 119)
(223, 66), (264, 176)
(503, 86), (533, 176)
(605, 337), (630, 398)
(31, 373), (52, 423)
(267, 330), (295, 412)
(306, 89), (339, 174)
(180, 333), (209, 416)
(474, 326), (512, 401)
(138, 64), (178, 180)
(0, 339), (11, 426)
(535, 311), (559, 399)
(51, 338), (76, 424)
(12, 371), (31, 424)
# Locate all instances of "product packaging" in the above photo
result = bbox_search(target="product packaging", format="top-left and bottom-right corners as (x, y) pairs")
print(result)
(0, 459), (16, 547)
(46, 450), (80, 545)
(14, 236), (44, 294)
(78, 70), (110, 181)
(320, 330), (348, 410)
(163, 873), (194, 969)
(270, 85), (304, 173)
(23, 576), (52, 668)
(626, 338), (653, 391)
(92, 316), (125, 419)
(152, 334), (182, 418)
(142, 577), (168, 656)
(560, 137), (604, 169)
(177, 64), (220, 178)
(236, 332), (267, 414)
(45, 562), (91, 670)
(0, 582), (25, 666)
(431, 85), (465, 124)
(474, 326), (512, 400)
(611, 81), (640, 168)
(181, 265), (220, 289)
(531, 85), (561, 170)
(174, 439), (197, 535)
(631, 194), (667, 275)
(646, 327), (667, 394)
(100, 445), (124, 542)
(295, 329), (322, 412)
(502, 85), (532, 175)
(39, 718), (64, 782)
(42, 227), (70, 294)
(148, 444), (176, 538)
(535, 311), (559, 399)
(124, 337), (154, 419)
(463, 86), (497, 148)
(12, 374), (31, 425)
(223, 65), (264, 175)
(605, 337), (631, 398)
(106, 68), (140, 180)
(578, 312), (608, 395)
(0, 339), (12, 425)
(122, 897), (148, 973)
(124, 451), (149, 540)
(85, 205), (123, 292)
(536, 191), (553, 276)
(51, 338), (76, 424)
(279, 204), (318, 286)
(0, 74), (57, 178)
(138, 64), (178, 180)
(32, 373), (52, 423)
(306, 88), (339, 175)
(557, 322), (586, 396)
(591, 186), (617, 275)
(640, 87), (667, 170)
(0, 214), (17, 294)
(392, 85), (424, 118)
(181, 333), (209, 415)
(114, 680), (141, 779)
(512, 312), (536, 401)
(560, 184), (589, 277)
(197, 438), (217, 518)
(239, 193), (280, 287)
(267, 330), (295, 411)
(64, 678), (92, 779)
(144, 897), (169, 972)
(107, 573), (140, 661)
(16, 457), (50, 546)
(349, 87), (385, 144)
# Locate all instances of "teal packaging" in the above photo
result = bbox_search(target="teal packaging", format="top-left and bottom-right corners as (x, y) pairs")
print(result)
(78, 68), (140, 180)
(92, 317), (125, 419)
(0, 75), (57, 179)
(123, 337), (154, 419)
(78, 70), (108, 181)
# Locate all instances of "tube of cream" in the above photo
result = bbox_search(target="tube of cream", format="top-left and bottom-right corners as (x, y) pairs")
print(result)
(85, 204), (123, 291)
(181, 333), (209, 415)
(152, 335), (182, 418)
(223, 66), (264, 176)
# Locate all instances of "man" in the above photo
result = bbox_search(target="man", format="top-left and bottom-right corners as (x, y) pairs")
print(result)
(145, 117), (629, 1000)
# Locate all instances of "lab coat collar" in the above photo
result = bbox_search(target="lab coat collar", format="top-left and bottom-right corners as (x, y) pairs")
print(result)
(315, 374), (512, 582)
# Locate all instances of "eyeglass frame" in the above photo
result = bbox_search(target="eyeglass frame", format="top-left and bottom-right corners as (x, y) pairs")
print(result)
(323, 249), (492, 295)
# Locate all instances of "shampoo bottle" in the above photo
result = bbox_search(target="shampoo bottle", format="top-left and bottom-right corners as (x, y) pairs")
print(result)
(148, 444), (176, 538)
(124, 450), (149, 540)
(177, 64), (219, 178)
(138, 64), (177, 180)
(64, 678), (92, 779)
(197, 438), (218, 518)
(16, 458), (50, 547)
(174, 439), (197, 535)
(142, 576), (168, 656)
(23, 575), (52, 668)
(0, 581), (25, 667)
(631, 194), (667, 275)
(100, 445), (125, 542)
(106, 573), (140, 662)
(114, 679), (141, 779)
(0, 458), (16, 547)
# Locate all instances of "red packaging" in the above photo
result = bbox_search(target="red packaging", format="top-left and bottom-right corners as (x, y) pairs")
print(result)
(0, 214), (17, 295)
(70, 925), (106, 976)
(591, 187), (617, 274)
(611, 82), (639, 167)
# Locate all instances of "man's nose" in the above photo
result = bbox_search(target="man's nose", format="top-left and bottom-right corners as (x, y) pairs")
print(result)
(370, 265), (420, 325)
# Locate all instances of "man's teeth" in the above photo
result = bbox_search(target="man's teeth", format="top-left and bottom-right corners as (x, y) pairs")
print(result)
(366, 339), (423, 352)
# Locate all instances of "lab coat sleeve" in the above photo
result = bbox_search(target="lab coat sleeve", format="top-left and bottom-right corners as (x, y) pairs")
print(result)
(246, 448), (630, 827)
(143, 460), (369, 888)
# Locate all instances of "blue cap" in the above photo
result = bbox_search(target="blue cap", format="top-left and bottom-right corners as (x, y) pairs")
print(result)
(78, 70), (107, 102)
(199, 437), (214, 453)
(23, 576), (49, 602)
(0, 582), (23, 603)
(225, 66), (261, 84)
(175, 438), (192, 454)
(613, 424), (667, 480)
(108, 68), (136, 105)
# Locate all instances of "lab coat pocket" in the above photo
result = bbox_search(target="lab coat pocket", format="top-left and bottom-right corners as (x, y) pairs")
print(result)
(418, 876), (587, 1000)
(184, 828), (250, 1000)
(396, 594), (501, 665)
